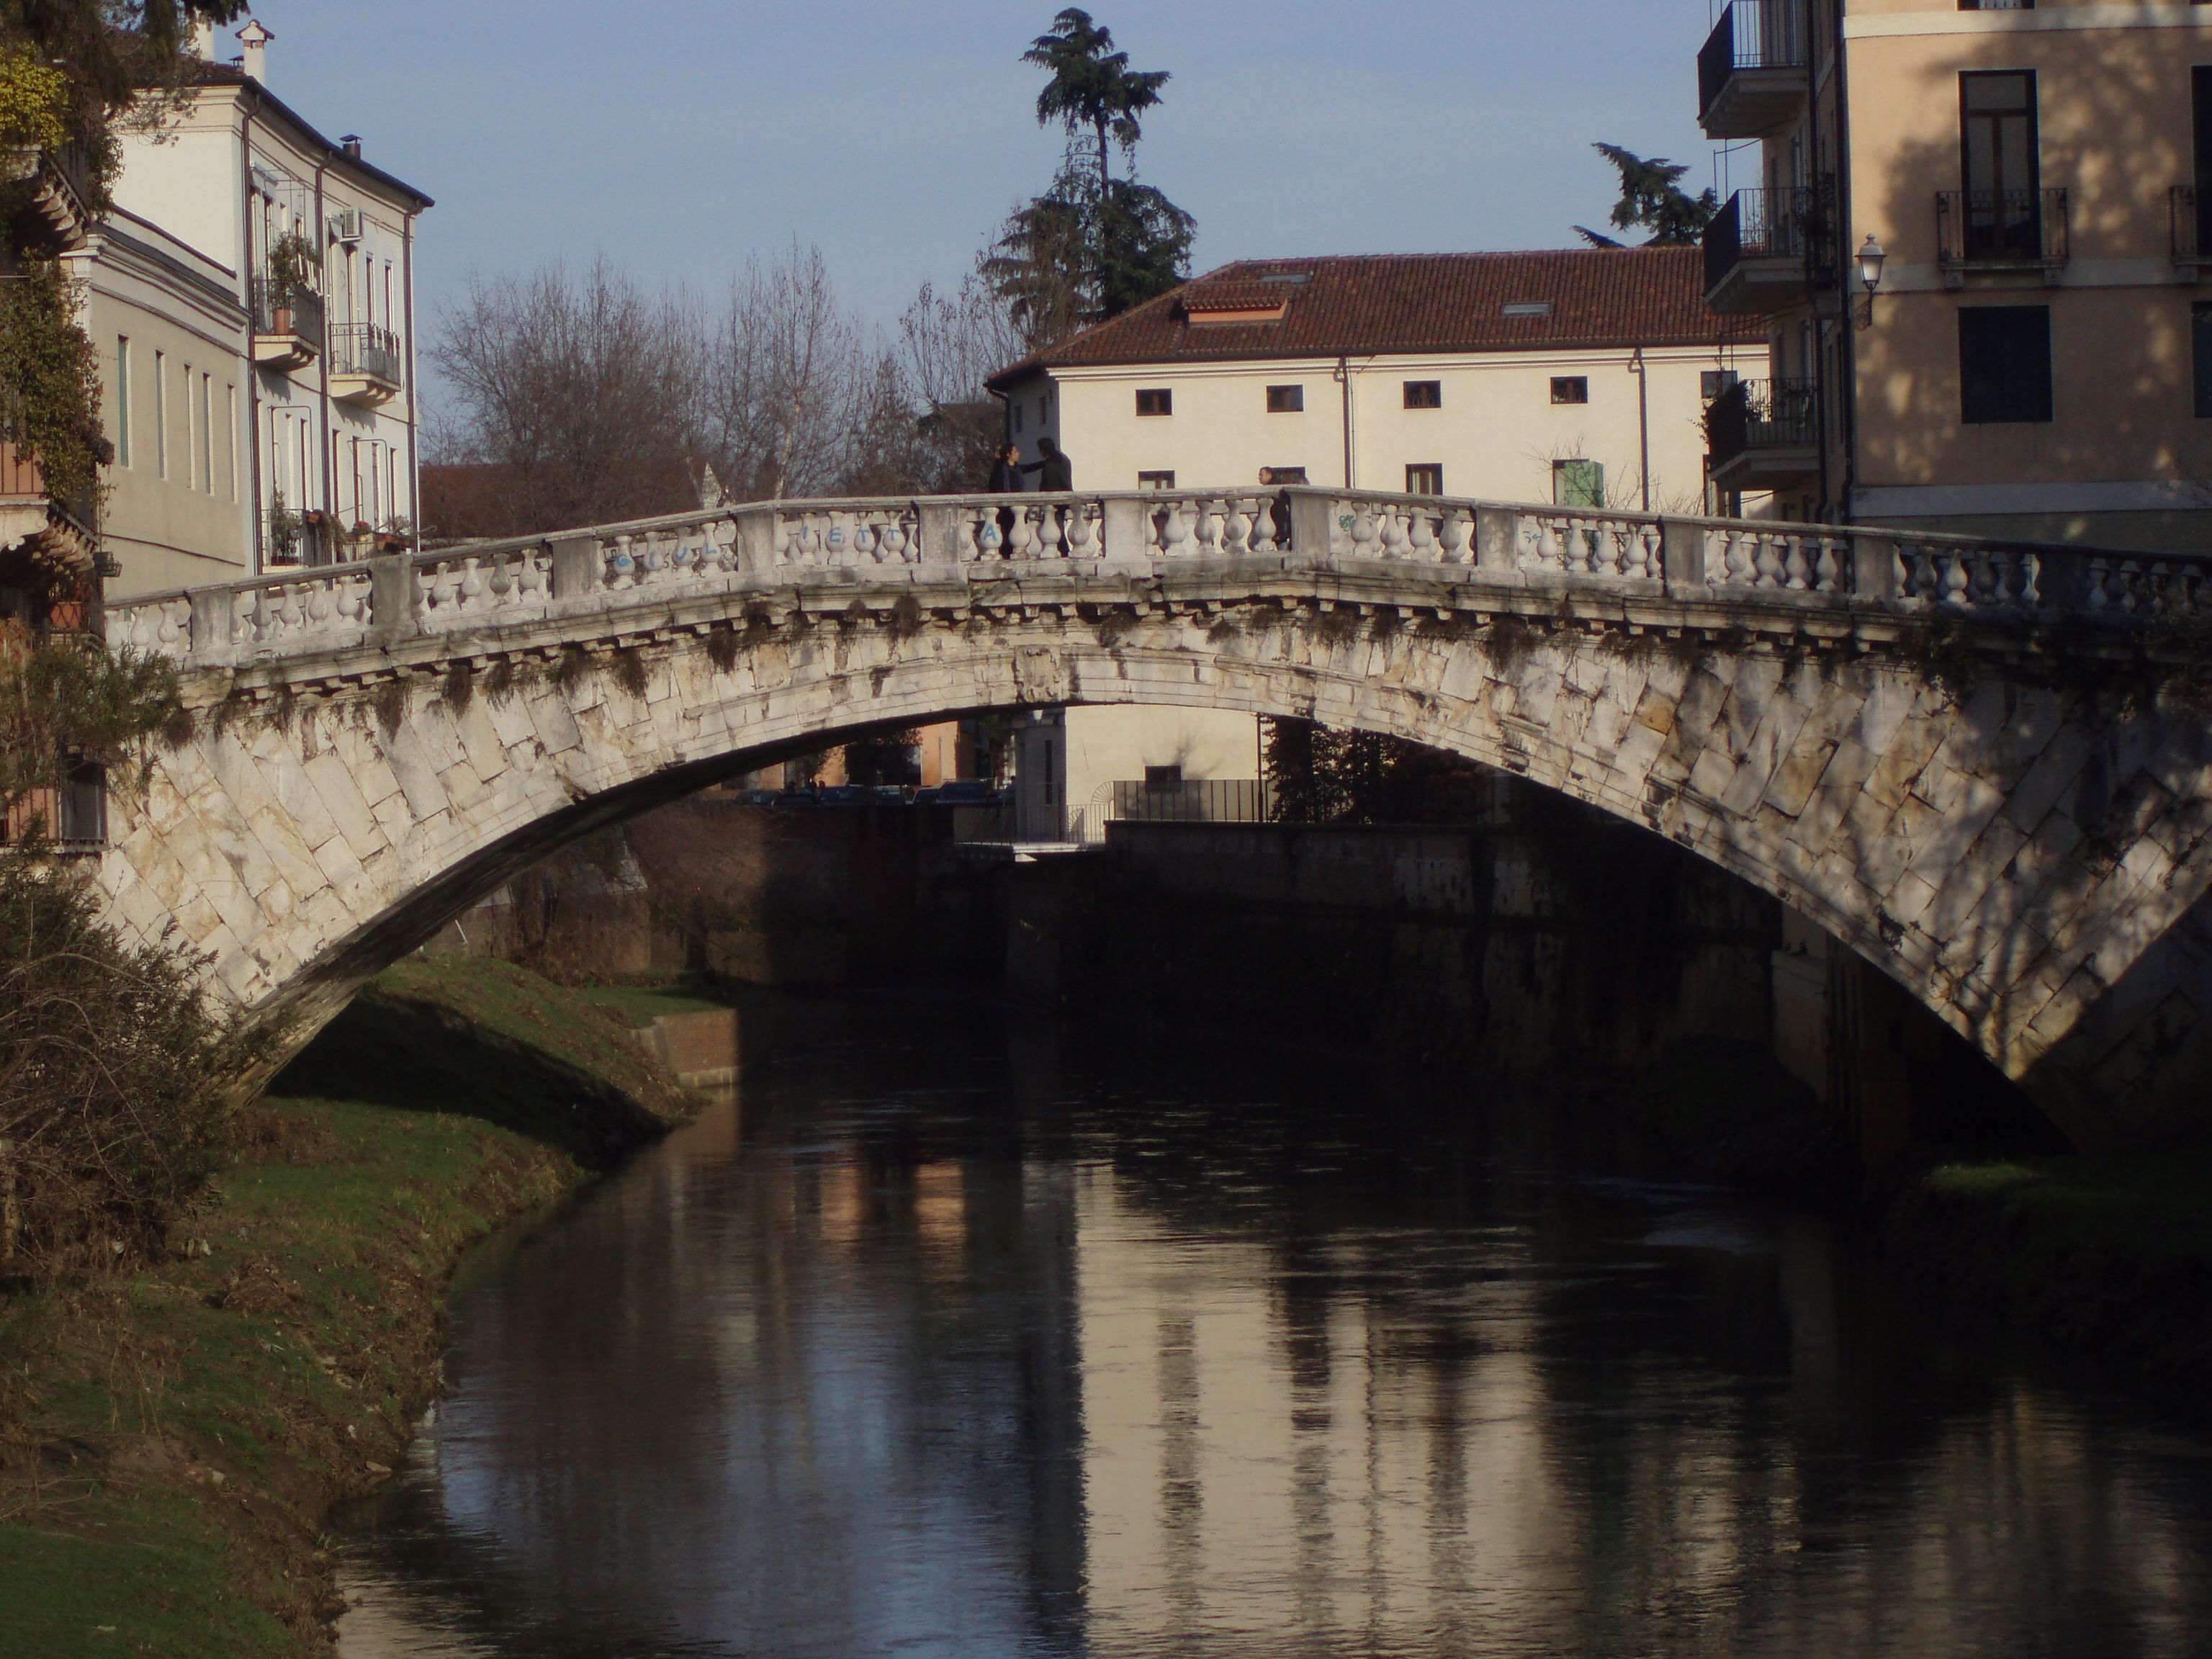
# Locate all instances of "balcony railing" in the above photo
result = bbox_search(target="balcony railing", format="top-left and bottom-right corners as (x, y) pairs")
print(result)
(1705, 378), (1818, 470)
(1697, 0), (1808, 139)
(2173, 185), (2208, 277)
(1938, 187), (2069, 283)
(1, 765), (107, 852)
(1704, 184), (1830, 312)
(250, 279), (324, 369)
(330, 322), (403, 386)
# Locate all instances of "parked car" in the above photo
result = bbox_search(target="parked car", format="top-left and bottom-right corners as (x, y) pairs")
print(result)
(772, 789), (819, 809)
(910, 786), (940, 806)
(871, 785), (909, 805)
(817, 784), (872, 806)
(932, 780), (997, 806)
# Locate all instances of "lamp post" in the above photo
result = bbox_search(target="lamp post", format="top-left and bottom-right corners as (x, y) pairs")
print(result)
(1856, 234), (1887, 331)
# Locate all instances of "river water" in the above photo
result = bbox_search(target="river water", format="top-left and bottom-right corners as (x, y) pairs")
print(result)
(337, 1004), (2212, 1659)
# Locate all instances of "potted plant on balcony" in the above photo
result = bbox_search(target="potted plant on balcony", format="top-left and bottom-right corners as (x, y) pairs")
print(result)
(266, 493), (302, 567)
(264, 230), (320, 333)
(375, 514), (413, 555)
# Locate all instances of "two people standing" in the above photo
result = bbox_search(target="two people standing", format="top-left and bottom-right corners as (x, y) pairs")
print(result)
(992, 437), (1073, 494)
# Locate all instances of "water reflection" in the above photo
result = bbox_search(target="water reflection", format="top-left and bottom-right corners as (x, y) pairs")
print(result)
(340, 1009), (2212, 1658)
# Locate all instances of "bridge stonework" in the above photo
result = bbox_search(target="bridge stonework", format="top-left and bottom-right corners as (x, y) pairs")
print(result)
(102, 490), (2212, 1149)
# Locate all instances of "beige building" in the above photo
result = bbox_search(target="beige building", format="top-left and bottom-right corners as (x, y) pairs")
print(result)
(1699, 0), (2212, 547)
(81, 20), (432, 598)
(990, 249), (1762, 514)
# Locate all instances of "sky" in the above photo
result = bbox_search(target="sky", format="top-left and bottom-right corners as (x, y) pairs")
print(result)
(236, 1), (1731, 372)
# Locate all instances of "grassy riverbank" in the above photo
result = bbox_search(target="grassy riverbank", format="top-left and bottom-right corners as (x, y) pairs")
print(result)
(0, 956), (698, 1658)
(1884, 1152), (2212, 1391)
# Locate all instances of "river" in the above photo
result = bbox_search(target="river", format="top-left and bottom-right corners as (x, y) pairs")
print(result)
(336, 1002), (2212, 1658)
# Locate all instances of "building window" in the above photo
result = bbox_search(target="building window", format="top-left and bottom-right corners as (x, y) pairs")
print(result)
(1136, 387), (1173, 416)
(1552, 459), (1606, 507)
(1959, 1), (2031, 9)
(226, 385), (238, 500)
(1012, 403), (1023, 433)
(57, 761), (105, 846)
(153, 350), (166, 478)
(1144, 765), (1183, 789)
(1960, 71), (2039, 260)
(1403, 379), (1442, 409)
(1265, 384), (1304, 413)
(199, 374), (213, 495)
(1959, 305), (2053, 423)
(1550, 376), (1588, 405)
(1267, 466), (1308, 484)
(114, 338), (130, 467)
(1138, 469), (1176, 489)
(2195, 304), (2212, 419)
(1701, 369), (1740, 401)
(1406, 463), (1443, 495)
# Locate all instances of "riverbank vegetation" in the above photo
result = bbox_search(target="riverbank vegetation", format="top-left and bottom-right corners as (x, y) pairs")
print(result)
(0, 956), (698, 1657)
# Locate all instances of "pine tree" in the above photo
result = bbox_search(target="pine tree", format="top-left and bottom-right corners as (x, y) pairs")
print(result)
(1575, 143), (1719, 248)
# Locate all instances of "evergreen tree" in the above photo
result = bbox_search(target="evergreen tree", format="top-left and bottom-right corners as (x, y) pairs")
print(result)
(1575, 143), (1719, 248)
(1023, 7), (1169, 194)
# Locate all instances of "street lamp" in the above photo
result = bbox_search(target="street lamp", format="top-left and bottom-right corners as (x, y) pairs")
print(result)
(1856, 234), (1887, 330)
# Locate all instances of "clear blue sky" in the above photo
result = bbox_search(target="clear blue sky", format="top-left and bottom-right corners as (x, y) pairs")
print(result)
(240, 1), (1726, 344)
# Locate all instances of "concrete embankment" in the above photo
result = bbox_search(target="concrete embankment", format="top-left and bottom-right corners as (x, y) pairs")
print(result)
(0, 957), (709, 1658)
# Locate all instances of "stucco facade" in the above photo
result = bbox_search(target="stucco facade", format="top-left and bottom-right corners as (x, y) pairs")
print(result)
(82, 24), (431, 599)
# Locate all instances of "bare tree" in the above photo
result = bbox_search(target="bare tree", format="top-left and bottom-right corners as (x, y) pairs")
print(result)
(898, 266), (1026, 493)
(430, 256), (701, 536)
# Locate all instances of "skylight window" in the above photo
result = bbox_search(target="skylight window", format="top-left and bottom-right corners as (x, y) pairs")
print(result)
(1502, 301), (1554, 318)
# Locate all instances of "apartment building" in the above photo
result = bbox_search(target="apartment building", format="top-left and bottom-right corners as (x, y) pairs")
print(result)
(1699, 0), (2212, 547)
(81, 20), (432, 598)
(989, 250), (1761, 514)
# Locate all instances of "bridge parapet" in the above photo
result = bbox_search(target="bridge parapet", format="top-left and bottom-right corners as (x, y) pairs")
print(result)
(107, 487), (2211, 673)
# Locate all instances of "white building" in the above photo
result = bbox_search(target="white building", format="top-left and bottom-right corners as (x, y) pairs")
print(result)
(989, 248), (1762, 840)
(81, 20), (432, 598)
(987, 248), (1763, 513)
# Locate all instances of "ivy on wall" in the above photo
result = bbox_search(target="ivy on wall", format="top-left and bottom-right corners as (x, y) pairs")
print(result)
(0, 258), (107, 509)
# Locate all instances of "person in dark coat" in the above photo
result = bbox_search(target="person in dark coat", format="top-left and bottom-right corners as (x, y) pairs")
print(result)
(987, 442), (1023, 495)
(1021, 436), (1073, 493)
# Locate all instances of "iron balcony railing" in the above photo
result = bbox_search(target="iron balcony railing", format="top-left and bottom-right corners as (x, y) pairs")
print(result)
(1705, 378), (1819, 467)
(1697, 0), (1807, 129)
(1704, 184), (1828, 296)
(1938, 187), (2069, 271)
(250, 277), (325, 343)
(1078, 778), (1277, 843)
(2172, 185), (2208, 269)
(330, 322), (403, 385)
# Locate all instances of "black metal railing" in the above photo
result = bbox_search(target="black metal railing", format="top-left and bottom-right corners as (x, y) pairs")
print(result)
(2173, 184), (2207, 266)
(330, 322), (402, 385)
(1938, 187), (2068, 269)
(1082, 779), (1277, 845)
(1704, 378), (1819, 467)
(250, 278), (325, 343)
(1698, 0), (1807, 125)
(1704, 184), (1827, 295)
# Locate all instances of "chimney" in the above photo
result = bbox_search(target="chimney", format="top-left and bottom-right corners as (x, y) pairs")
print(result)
(340, 135), (361, 161)
(237, 19), (272, 84)
(189, 19), (215, 58)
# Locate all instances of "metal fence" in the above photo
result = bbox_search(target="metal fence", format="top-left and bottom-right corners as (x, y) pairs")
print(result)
(1080, 778), (1276, 845)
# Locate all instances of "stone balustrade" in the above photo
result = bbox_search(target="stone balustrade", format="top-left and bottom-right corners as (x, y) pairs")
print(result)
(107, 487), (2212, 672)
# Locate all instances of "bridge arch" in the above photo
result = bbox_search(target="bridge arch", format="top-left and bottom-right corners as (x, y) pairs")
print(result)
(99, 490), (2212, 1149)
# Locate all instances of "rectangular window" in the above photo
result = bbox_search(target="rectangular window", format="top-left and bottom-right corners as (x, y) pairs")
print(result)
(114, 337), (130, 467)
(1406, 463), (1443, 495)
(1550, 376), (1588, 405)
(225, 385), (238, 500)
(1266, 465), (1308, 485)
(1403, 379), (1442, 409)
(1960, 1), (2031, 9)
(1959, 305), (2053, 423)
(199, 374), (212, 495)
(1552, 459), (1606, 507)
(56, 761), (105, 846)
(1144, 765), (1183, 790)
(2195, 304), (2212, 419)
(1012, 403), (1024, 433)
(1135, 387), (1172, 416)
(1701, 369), (1741, 400)
(1138, 469), (1176, 489)
(1961, 71), (2039, 259)
(153, 350), (166, 478)
(1265, 384), (1304, 413)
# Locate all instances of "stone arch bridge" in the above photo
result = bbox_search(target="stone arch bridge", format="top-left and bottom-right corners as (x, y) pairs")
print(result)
(102, 486), (2212, 1150)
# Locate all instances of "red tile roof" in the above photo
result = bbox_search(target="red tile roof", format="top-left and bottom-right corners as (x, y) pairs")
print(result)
(987, 248), (1758, 387)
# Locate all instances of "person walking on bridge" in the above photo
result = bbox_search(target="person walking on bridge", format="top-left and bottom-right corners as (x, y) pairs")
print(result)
(1022, 436), (1073, 493)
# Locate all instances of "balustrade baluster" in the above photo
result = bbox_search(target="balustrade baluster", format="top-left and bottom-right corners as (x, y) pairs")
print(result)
(306, 580), (333, 630)
(336, 577), (364, 626)
(459, 557), (487, 612)
(1940, 550), (1971, 607)
(1722, 529), (1752, 585)
(881, 515), (910, 563)
(1377, 505), (1406, 560)
(1066, 505), (1096, 558)
(1782, 535), (1812, 591)
(1348, 503), (1376, 562)
(1222, 498), (1251, 556)
(1007, 506), (1036, 559)
(1813, 536), (1842, 593)
(1437, 510), (1469, 565)
(1406, 510), (1435, 563)
(1751, 534), (1782, 588)
(1159, 498), (1189, 559)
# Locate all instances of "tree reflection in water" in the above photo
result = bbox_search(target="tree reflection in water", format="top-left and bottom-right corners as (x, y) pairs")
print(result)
(338, 1008), (2212, 1659)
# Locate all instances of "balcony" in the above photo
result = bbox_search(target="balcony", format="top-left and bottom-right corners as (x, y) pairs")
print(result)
(1704, 184), (1830, 314)
(1697, 0), (1808, 140)
(0, 397), (96, 579)
(329, 322), (403, 406)
(1937, 188), (2069, 287)
(251, 279), (323, 371)
(0, 141), (97, 252)
(1704, 378), (1820, 491)
(2173, 185), (2208, 281)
